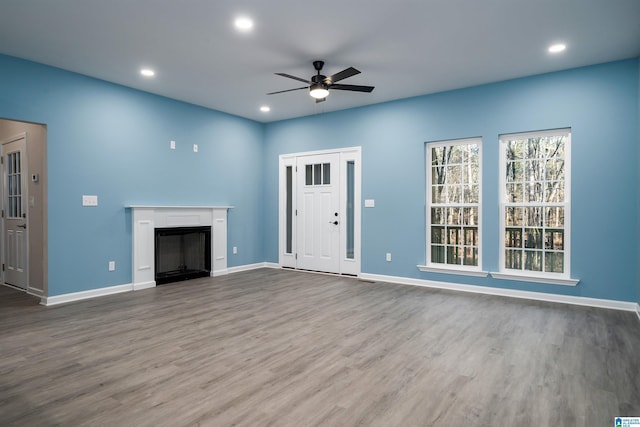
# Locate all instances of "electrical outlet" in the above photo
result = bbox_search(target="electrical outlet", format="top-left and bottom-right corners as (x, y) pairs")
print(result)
(386, 253), (392, 262)
(108, 261), (115, 271)
(82, 195), (98, 206)
(233, 246), (238, 254)
(193, 144), (198, 152)
(170, 140), (176, 150)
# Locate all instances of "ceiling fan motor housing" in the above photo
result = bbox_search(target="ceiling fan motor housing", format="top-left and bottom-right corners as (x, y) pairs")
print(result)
(311, 74), (327, 84)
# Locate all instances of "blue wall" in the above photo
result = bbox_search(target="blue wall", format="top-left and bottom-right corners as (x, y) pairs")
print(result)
(0, 54), (266, 296)
(265, 59), (640, 302)
(1, 53), (638, 302)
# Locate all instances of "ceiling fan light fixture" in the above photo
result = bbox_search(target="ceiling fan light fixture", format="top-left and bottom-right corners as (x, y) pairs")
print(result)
(309, 83), (329, 99)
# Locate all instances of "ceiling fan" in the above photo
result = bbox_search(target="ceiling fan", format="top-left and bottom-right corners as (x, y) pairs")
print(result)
(267, 60), (374, 103)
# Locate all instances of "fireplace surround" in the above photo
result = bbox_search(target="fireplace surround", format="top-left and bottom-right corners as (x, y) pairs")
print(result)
(126, 206), (231, 290)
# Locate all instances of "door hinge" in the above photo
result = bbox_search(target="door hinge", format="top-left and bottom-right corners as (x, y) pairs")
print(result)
(1, 210), (3, 218)
(295, 209), (297, 216)
(295, 253), (297, 260)
(2, 264), (4, 272)
(0, 157), (3, 165)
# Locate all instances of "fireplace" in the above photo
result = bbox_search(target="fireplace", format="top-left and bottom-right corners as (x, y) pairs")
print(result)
(127, 206), (230, 290)
(154, 226), (211, 284)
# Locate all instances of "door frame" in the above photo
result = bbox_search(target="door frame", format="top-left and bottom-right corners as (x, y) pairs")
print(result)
(279, 146), (361, 276)
(0, 132), (29, 291)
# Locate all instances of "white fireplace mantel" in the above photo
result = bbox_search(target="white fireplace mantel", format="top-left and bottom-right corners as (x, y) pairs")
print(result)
(126, 206), (232, 290)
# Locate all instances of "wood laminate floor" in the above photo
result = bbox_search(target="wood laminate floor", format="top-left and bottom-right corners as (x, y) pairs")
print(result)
(1, 268), (639, 426)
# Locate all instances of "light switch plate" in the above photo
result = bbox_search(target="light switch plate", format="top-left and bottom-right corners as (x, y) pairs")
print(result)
(82, 195), (98, 206)
(193, 144), (198, 152)
(170, 140), (176, 150)
(365, 199), (375, 208)
(108, 261), (115, 271)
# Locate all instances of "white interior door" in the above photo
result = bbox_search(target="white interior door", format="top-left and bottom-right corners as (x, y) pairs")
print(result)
(2, 136), (28, 289)
(296, 153), (340, 273)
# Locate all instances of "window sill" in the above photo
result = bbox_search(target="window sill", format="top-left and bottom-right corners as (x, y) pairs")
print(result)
(490, 272), (579, 287)
(417, 265), (489, 277)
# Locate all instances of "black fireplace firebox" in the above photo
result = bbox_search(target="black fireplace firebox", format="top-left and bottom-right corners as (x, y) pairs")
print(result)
(154, 226), (211, 285)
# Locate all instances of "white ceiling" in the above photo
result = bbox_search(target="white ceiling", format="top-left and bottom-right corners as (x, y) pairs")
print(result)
(1, 0), (639, 123)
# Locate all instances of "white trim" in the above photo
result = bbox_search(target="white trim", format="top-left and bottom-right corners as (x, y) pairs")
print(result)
(39, 263), (283, 306)
(636, 304), (640, 322)
(212, 268), (228, 277)
(491, 271), (579, 286)
(227, 262), (268, 274)
(279, 146), (361, 160)
(500, 128), (571, 141)
(133, 280), (155, 291)
(417, 265), (489, 277)
(358, 272), (636, 312)
(227, 262), (286, 274)
(125, 205), (234, 209)
(264, 262), (280, 269)
(41, 283), (133, 306)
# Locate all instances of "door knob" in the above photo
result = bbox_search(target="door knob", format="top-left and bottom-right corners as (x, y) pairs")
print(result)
(329, 221), (338, 225)
(17, 224), (27, 229)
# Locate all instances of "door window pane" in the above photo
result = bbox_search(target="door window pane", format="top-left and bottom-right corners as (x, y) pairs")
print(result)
(6, 152), (22, 219)
(313, 164), (321, 185)
(285, 166), (293, 254)
(305, 165), (312, 186)
(322, 163), (330, 185)
(346, 161), (354, 259)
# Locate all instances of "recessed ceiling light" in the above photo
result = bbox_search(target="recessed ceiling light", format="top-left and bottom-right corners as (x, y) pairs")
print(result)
(548, 43), (566, 53)
(140, 68), (155, 77)
(260, 106), (270, 113)
(234, 17), (253, 31)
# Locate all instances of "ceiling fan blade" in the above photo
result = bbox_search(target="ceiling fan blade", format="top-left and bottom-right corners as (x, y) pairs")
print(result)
(326, 67), (360, 84)
(275, 73), (310, 84)
(267, 87), (308, 95)
(329, 84), (375, 93)
(315, 97), (326, 104)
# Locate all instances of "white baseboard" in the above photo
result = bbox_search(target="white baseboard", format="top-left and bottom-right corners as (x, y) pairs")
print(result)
(359, 272), (638, 312)
(133, 280), (155, 291)
(636, 304), (640, 321)
(226, 262), (281, 274)
(227, 263), (265, 274)
(40, 263), (280, 306)
(211, 268), (228, 277)
(41, 283), (133, 307)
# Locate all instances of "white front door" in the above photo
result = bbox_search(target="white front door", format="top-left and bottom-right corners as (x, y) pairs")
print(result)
(2, 136), (28, 289)
(296, 153), (340, 273)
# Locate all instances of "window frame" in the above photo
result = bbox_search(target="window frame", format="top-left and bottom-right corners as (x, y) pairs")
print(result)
(420, 137), (486, 276)
(496, 128), (576, 285)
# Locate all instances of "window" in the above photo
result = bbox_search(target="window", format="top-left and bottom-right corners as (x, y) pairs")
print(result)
(499, 129), (571, 279)
(424, 138), (482, 273)
(305, 163), (330, 186)
(6, 151), (23, 219)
